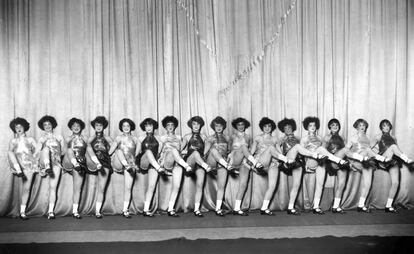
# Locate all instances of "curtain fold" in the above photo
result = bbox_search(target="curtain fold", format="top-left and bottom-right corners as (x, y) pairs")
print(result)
(0, 0), (413, 216)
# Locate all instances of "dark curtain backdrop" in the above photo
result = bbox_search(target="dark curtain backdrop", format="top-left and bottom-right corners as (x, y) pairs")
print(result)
(0, 0), (413, 216)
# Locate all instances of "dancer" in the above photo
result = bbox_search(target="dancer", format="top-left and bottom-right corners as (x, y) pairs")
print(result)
(182, 116), (211, 217)
(159, 116), (192, 217)
(372, 119), (414, 213)
(277, 118), (308, 215)
(62, 118), (88, 219)
(323, 119), (351, 213)
(36, 115), (65, 219)
(136, 118), (166, 217)
(250, 117), (291, 215)
(204, 116), (233, 216)
(109, 118), (139, 218)
(8, 117), (38, 220)
(346, 119), (389, 213)
(87, 116), (113, 218)
(230, 117), (264, 216)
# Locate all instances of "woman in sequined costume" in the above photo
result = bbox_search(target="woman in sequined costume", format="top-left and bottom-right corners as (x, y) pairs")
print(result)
(301, 117), (349, 215)
(230, 117), (264, 216)
(204, 116), (233, 216)
(109, 118), (139, 218)
(87, 116), (113, 218)
(136, 118), (166, 217)
(159, 116), (192, 217)
(372, 119), (414, 213)
(36, 115), (65, 219)
(346, 119), (389, 213)
(277, 118), (322, 215)
(62, 118), (88, 219)
(322, 118), (349, 214)
(250, 117), (291, 216)
(8, 118), (38, 220)
(182, 116), (211, 217)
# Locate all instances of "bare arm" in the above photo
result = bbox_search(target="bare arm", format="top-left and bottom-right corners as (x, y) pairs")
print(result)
(135, 136), (142, 157)
(250, 135), (259, 155)
(300, 135), (308, 148)
(58, 135), (66, 156)
(35, 136), (45, 155)
(322, 134), (330, 147)
(370, 134), (381, 153)
(227, 135), (233, 153)
(155, 135), (163, 155)
(86, 136), (100, 164)
(345, 135), (355, 150)
(203, 135), (213, 155)
(8, 139), (20, 170)
(274, 137), (283, 153)
(181, 134), (189, 153)
(371, 134), (381, 149)
(108, 136), (120, 156)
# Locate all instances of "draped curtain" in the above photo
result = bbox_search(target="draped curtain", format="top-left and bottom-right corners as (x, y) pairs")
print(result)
(0, 0), (413, 216)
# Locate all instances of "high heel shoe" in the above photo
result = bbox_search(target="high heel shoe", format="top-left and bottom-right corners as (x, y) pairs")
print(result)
(215, 209), (225, 217)
(260, 209), (274, 216)
(357, 206), (371, 213)
(122, 210), (132, 218)
(339, 160), (350, 168)
(167, 210), (179, 217)
(312, 208), (325, 215)
(47, 212), (55, 220)
(228, 167), (240, 176)
(233, 210), (248, 216)
(385, 207), (398, 213)
(125, 165), (135, 175)
(185, 167), (194, 176)
(72, 212), (82, 219)
(19, 213), (29, 220)
(331, 207), (346, 214)
(143, 211), (154, 217)
(194, 210), (204, 217)
(205, 165), (216, 175)
(287, 209), (300, 215)
(254, 162), (264, 171)
(95, 212), (103, 219)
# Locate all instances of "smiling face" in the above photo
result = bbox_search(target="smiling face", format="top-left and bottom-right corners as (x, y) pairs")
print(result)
(214, 123), (224, 133)
(236, 122), (245, 132)
(165, 122), (175, 133)
(94, 123), (103, 133)
(71, 122), (82, 134)
(357, 122), (367, 133)
(283, 125), (293, 135)
(145, 123), (154, 133)
(191, 121), (201, 132)
(43, 121), (53, 133)
(381, 122), (391, 133)
(122, 122), (131, 133)
(307, 122), (317, 133)
(14, 124), (25, 135)
(263, 123), (272, 134)
(329, 122), (340, 134)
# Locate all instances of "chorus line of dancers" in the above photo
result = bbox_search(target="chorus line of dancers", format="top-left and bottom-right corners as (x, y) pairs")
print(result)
(8, 115), (414, 220)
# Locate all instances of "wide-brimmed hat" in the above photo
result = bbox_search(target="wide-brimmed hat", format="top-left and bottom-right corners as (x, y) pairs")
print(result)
(9, 117), (30, 133)
(38, 115), (57, 130)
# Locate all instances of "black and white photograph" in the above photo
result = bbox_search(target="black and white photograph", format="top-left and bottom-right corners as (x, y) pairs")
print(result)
(0, 0), (413, 253)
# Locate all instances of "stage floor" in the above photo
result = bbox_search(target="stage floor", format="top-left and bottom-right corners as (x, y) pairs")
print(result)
(1, 209), (414, 243)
